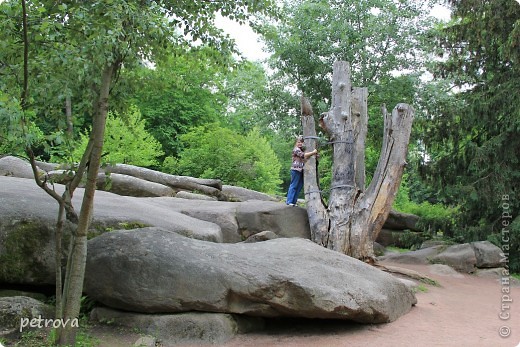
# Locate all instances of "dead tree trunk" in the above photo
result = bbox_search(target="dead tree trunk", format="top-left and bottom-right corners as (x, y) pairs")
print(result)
(302, 61), (414, 263)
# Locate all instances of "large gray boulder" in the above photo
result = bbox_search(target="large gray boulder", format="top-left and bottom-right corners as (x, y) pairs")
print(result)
(378, 246), (445, 265)
(0, 296), (54, 337)
(0, 177), (218, 285)
(90, 307), (264, 345)
(95, 173), (176, 197)
(0, 156), (44, 179)
(85, 228), (417, 323)
(471, 241), (505, 268)
(427, 241), (504, 273)
(0, 176), (312, 285)
(142, 197), (310, 243)
(381, 241), (508, 275)
(222, 185), (278, 202)
(430, 243), (478, 273)
(384, 210), (421, 231)
(235, 201), (310, 239)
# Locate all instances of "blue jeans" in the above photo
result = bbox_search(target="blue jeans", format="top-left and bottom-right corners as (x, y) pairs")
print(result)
(286, 169), (303, 205)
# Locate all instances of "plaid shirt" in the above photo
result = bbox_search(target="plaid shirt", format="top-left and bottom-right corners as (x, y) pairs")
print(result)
(291, 147), (306, 172)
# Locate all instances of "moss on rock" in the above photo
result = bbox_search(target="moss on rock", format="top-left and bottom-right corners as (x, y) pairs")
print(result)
(0, 220), (56, 284)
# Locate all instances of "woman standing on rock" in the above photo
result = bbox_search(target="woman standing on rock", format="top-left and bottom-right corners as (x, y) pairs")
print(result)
(286, 135), (318, 206)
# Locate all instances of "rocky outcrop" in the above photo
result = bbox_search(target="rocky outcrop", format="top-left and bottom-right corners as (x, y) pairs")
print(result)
(159, 198), (310, 243)
(2, 156), (418, 234)
(471, 241), (506, 268)
(0, 155), (44, 179)
(1, 156), (224, 200)
(222, 185), (278, 202)
(380, 241), (505, 274)
(85, 227), (417, 323)
(0, 296), (54, 338)
(0, 176), (222, 285)
(0, 176), (310, 285)
(235, 200), (310, 239)
(90, 307), (264, 345)
(243, 230), (279, 243)
(383, 210), (420, 231)
(379, 246), (446, 265)
(430, 243), (478, 273)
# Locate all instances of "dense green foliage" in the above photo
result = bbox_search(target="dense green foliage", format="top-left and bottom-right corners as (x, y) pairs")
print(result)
(394, 175), (460, 238)
(71, 106), (164, 167)
(0, 92), (45, 156)
(222, 61), (272, 134)
(120, 48), (229, 158)
(171, 124), (282, 194)
(423, 0), (520, 270)
(255, 0), (442, 194)
(0, 0), (277, 159)
(258, 0), (437, 102)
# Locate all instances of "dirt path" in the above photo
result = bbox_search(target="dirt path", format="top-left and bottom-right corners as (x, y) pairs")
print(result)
(219, 262), (520, 347)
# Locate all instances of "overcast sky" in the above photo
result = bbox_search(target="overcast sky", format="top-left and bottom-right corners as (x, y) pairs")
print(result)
(214, 16), (271, 62)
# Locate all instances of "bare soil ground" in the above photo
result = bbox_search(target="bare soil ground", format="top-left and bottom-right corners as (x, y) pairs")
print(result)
(87, 262), (520, 347)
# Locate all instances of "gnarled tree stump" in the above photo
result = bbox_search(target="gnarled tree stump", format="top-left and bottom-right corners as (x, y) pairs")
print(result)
(302, 61), (414, 262)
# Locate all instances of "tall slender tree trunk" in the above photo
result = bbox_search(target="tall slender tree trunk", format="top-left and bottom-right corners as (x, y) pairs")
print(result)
(65, 92), (73, 138)
(19, 0), (115, 344)
(58, 63), (115, 345)
(302, 61), (414, 262)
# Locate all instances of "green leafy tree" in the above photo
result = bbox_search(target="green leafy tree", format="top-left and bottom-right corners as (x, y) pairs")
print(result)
(0, 1), (276, 345)
(0, 92), (46, 156)
(71, 106), (164, 167)
(258, 0), (439, 102)
(222, 61), (272, 134)
(174, 124), (282, 194)
(250, 0), (443, 200)
(119, 47), (230, 157)
(423, 0), (520, 270)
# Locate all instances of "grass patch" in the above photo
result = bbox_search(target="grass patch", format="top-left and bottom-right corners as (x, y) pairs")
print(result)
(420, 277), (440, 287)
(413, 284), (429, 293)
(386, 246), (410, 253)
(88, 221), (150, 239)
